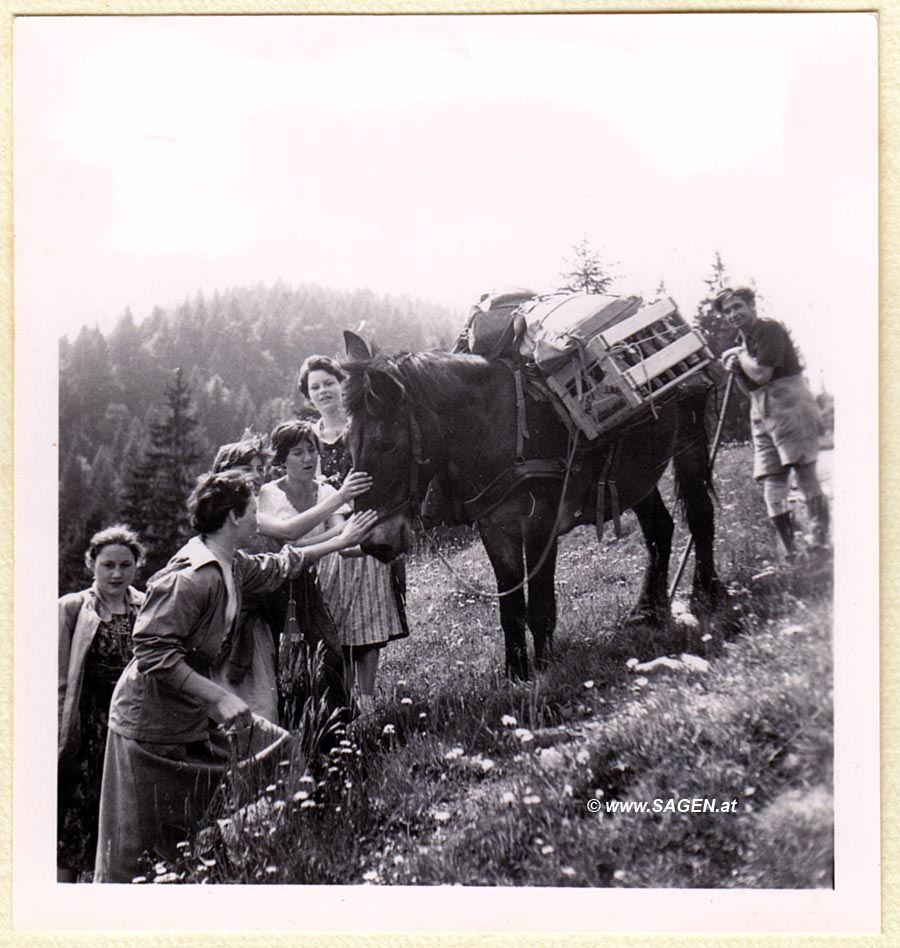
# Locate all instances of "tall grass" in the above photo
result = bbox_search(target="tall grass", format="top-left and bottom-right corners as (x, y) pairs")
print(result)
(167, 444), (833, 887)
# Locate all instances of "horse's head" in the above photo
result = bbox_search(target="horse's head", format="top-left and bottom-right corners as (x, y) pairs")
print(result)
(342, 332), (425, 561)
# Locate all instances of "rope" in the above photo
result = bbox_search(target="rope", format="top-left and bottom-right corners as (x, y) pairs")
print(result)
(416, 430), (581, 600)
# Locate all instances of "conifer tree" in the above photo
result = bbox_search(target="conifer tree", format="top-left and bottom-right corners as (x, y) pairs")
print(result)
(560, 235), (616, 295)
(121, 368), (204, 580)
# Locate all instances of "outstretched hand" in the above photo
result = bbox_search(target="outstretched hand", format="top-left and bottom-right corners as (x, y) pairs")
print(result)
(339, 509), (378, 546)
(338, 469), (374, 501)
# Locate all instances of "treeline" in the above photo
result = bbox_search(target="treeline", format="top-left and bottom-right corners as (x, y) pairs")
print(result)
(59, 282), (461, 593)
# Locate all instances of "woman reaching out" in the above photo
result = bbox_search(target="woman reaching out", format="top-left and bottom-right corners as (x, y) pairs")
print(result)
(93, 471), (376, 883)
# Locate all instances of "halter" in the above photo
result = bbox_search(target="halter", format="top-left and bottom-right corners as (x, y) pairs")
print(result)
(369, 411), (430, 528)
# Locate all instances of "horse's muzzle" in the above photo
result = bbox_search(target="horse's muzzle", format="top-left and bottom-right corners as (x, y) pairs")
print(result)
(361, 515), (414, 562)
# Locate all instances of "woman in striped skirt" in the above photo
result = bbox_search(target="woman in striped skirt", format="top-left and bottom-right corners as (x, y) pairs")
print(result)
(298, 354), (409, 716)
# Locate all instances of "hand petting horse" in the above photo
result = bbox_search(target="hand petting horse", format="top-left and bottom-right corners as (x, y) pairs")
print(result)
(341, 331), (726, 680)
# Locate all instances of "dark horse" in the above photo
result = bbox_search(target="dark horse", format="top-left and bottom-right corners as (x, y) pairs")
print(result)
(342, 333), (725, 679)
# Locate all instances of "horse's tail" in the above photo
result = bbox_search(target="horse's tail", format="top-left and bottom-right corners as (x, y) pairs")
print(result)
(672, 383), (718, 520)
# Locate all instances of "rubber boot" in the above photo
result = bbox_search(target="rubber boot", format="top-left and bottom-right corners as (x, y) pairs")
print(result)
(770, 512), (795, 559)
(807, 494), (830, 547)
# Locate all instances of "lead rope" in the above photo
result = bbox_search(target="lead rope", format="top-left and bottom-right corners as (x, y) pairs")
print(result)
(414, 429), (581, 600)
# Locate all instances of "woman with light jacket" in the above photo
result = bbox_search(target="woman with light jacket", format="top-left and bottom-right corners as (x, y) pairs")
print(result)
(57, 524), (146, 882)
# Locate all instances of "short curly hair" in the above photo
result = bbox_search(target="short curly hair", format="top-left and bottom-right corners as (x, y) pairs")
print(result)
(84, 523), (146, 572)
(713, 286), (756, 313)
(297, 354), (345, 400)
(188, 470), (255, 534)
(212, 434), (272, 474)
(270, 419), (320, 466)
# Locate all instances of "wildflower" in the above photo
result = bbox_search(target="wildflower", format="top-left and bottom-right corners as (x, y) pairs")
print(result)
(583, 680), (594, 689)
(153, 872), (181, 884)
(561, 867), (576, 877)
(432, 809), (452, 822)
(479, 758), (495, 773)
(273, 800), (286, 811)
(397, 680), (408, 688)
(744, 786), (756, 796)
(613, 869), (626, 881)
(563, 783), (573, 797)
(265, 865), (278, 875)
(501, 714), (517, 727)
(514, 728), (534, 743)
(401, 697), (413, 706)
(575, 749), (590, 765)
(339, 740), (352, 748)
(362, 870), (379, 882)
(444, 747), (465, 761)
(633, 677), (649, 688)
(419, 712), (428, 719)
(299, 775), (315, 785)
(382, 724), (396, 736)
(393, 854), (405, 865)
(500, 791), (517, 806)
(541, 845), (554, 855)
(523, 794), (542, 805)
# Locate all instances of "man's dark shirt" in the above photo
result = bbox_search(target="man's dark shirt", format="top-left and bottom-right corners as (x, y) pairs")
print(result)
(740, 318), (802, 391)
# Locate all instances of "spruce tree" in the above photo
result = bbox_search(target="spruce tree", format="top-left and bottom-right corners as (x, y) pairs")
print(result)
(693, 252), (751, 443)
(122, 368), (204, 581)
(559, 235), (616, 295)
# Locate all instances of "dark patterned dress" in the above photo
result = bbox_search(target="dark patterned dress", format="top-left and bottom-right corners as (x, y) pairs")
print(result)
(57, 613), (134, 879)
(315, 422), (409, 645)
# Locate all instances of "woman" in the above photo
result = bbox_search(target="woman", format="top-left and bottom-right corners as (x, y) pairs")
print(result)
(58, 524), (146, 882)
(93, 471), (376, 883)
(257, 420), (373, 727)
(297, 355), (409, 716)
(210, 435), (280, 721)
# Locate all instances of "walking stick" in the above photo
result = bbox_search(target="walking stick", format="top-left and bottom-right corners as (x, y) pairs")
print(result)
(667, 371), (735, 601)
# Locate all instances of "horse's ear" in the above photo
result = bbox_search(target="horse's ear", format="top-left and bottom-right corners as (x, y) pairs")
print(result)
(344, 330), (372, 362)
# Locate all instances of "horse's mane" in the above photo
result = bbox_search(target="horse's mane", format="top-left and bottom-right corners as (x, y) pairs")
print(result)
(343, 350), (492, 420)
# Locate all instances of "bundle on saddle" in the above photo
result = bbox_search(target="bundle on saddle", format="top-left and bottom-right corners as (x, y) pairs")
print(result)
(456, 287), (714, 440)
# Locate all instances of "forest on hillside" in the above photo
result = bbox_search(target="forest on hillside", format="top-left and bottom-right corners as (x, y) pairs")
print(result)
(58, 281), (461, 591)
(58, 254), (833, 596)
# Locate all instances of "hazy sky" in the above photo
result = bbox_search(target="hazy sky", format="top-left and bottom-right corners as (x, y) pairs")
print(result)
(14, 13), (877, 381)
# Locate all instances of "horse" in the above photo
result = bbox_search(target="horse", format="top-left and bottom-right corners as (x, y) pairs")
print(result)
(341, 332), (726, 680)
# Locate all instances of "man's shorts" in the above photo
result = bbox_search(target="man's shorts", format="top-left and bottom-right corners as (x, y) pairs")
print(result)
(749, 374), (822, 479)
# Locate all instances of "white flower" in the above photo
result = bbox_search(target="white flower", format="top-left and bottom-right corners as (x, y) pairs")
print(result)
(541, 845), (554, 855)
(445, 746), (465, 760)
(500, 791), (517, 805)
(501, 714), (517, 727)
(292, 790), (310, 802)
(382, 724), (396, 736)
(523, 794), (542, 806)
(362, 870), (379, 882)
(613, 869), (626, 881)
(514, 728), (534, 743)
(575, 749), (590, 765)
(561, 866), (576, 877)
(432, 809), (452, 822)
(583, 680), (594, 689)
(479, 758), (495, 773)
(400, 697), (413, 706)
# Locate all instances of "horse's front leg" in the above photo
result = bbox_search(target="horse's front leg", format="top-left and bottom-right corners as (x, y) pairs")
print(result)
(479, 523), (529, 680)
(524, 521), (558, 671)
(629, 487), (674, 626)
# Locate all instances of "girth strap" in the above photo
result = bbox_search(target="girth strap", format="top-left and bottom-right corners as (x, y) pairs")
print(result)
(595, 441), (623, 544)
(460, 459), (567, 521)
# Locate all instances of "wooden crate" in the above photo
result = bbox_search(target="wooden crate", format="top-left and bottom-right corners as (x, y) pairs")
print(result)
(544, 297), (713, 440)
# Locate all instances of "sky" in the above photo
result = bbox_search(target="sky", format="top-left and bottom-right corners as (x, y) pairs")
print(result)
(14, 13), (878, 384)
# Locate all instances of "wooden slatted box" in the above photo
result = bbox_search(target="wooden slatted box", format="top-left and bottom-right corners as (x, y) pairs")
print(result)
(544, 297), (713, 440)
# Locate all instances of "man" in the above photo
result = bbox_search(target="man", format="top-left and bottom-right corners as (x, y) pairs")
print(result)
(716, 287), (828, 557)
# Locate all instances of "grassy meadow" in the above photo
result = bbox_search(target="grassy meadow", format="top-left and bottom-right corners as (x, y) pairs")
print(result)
(167, 443), (834, 888)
